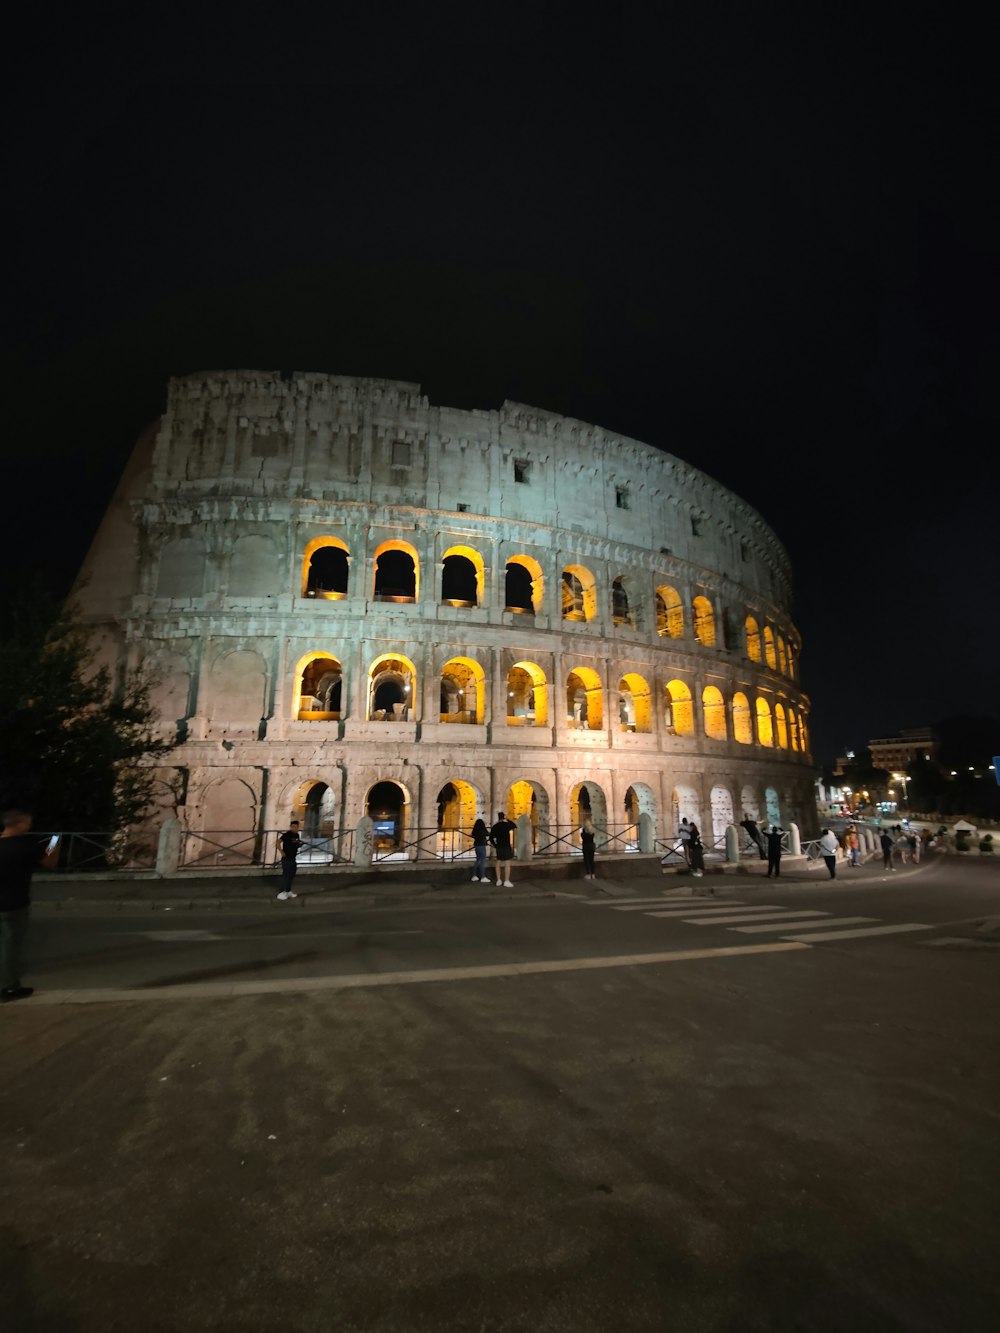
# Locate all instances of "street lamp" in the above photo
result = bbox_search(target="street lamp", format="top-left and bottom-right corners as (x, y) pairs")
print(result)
(892, 771), (909, 808)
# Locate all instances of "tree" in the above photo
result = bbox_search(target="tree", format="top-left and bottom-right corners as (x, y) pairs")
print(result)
(0, 584), (171, 838)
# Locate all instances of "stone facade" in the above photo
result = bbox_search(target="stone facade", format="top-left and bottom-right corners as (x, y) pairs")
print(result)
(75, 371), (817, 864)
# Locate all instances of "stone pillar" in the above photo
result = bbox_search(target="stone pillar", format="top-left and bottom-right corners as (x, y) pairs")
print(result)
(156, 817), (182, 876)
(490, 647), (507, 736)
(789, 822), (801, 855)
(638, 811), (654, 853)
(515, 814), (533, 862)
(354, 815), (373, 867)
(725, 824), (739, 865)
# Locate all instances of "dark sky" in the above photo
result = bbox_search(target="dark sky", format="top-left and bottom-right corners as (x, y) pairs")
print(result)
(3, 12), (996, 764)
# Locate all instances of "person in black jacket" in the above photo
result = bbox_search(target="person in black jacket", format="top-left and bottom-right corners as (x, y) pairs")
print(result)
(765, 825), (784, 877)
(688, 821), (705, 877)
(740, 814), (766, 859)
(278, 820), (303, 899)
(470, 818), (489, 882)
(1, 810), (59, 1003)
(489, 812), (516, 887)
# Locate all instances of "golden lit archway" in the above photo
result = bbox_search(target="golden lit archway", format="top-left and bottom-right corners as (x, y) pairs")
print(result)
(763, 626), (777, 670)
(301, 536), (350, 599)
(732, 691), (753, 744)
(665, 679), (694, 736)
(441, 545), (484, 607)
(566, 666), (603, 729)
(756, 697), (774, 747)
(777, 635), (788, 676)
(702, 685), (727, 740)
(618, 672), (652, 732)
(507, 661), (548, 726)
(367, 653), (417, 720)
(745, 616), (761, 663)
(562, 564), (597, 622)
(373, 539), (420, 602)
(692, 595), (716, 647)
(505, 555), (544, 614)
(775, 702), (789, 748)
(292, 651), (343, 719)
(440, 656), (486, 724)
(656, 585), (684, 638)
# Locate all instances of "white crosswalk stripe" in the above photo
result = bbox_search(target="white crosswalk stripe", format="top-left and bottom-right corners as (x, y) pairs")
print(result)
(780, 923), (931, 942)
(617, 900), (748, 913)
(732, 916), (878, 934)
(685, 909), (830, 926)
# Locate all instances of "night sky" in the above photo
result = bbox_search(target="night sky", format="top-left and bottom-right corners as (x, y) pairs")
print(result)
(4, 13), (996, 764)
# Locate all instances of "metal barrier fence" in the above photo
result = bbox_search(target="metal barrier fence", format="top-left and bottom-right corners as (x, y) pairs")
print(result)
(34, 832), (158, 873)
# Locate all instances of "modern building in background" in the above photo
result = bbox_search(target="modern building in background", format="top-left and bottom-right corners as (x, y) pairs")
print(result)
(868, 728), (938, 772)
(75, 372), (816, 864)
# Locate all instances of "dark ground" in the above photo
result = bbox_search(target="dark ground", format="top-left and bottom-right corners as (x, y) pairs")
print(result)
(2, 858), (999, 1331)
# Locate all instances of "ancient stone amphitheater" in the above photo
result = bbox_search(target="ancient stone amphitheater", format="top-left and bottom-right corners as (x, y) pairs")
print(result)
(76, 372), (816, 868)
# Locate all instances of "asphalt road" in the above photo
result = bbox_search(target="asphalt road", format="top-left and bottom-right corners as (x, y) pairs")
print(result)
(2, 859), (999, 1331)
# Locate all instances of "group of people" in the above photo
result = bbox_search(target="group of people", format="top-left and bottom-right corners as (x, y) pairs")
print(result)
(738, 815), (787, 877)
(879, 825), (927, 870)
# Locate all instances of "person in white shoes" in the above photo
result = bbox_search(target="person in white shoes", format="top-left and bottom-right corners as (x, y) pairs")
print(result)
(489, 812), (516, 887)
(277, 820), (303, 899)
(470, 818), (489, 882)
(580, 816), (597, 879)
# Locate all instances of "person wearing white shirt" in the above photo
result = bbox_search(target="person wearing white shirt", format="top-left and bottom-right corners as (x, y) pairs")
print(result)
(817, 829), (839, 879)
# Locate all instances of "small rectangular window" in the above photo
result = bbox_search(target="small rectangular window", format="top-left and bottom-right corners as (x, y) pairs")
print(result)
(514, 459), (530, 484)
(616, 487), (630, 510)
(691, 515), (702, 536)
(457, 502), (469, 512)
(392, 439), (411, 467)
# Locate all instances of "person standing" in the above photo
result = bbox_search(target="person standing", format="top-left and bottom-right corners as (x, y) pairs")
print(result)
(1, 810), (59, 1003)
(278, 819), (303, 899)
(910, 831), (921, 864)
(580, 816), (597, 880)
(489, 812), (516, 887)
(765, 824), (784, 878)
(688, 821), (705, 877)
(678, 817), (692, 865)
(817, 828), (839, 879)
(470, 818), (489, 882)
(879, 829), (895, 871)
(844, 825), (860, 866)
(740, 814), (766, 859)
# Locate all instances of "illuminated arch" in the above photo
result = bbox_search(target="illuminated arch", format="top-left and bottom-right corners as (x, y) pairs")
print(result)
(367, 653), (417, 721)
(665, 680), (694, 736)
(441, 544), (484, 607)
(787, 643), (797, 680)
(435, 779), (484, 857)
(732, 691), (753, 744)
(301, 536), (350, 599)
(505, 554), (544, 614)
(777, 634), (788, 676)
(292, 651), (343, 720)
(702, 685), (727, 740)
(570, 781), (609, 844)
(692, 595), (716, 647)
(789, 707), (800, 752)
(562, 564), (597, 622)
(763, 626), (777, 670)
(618, 672), (652, 732)
(656, 585), (684, 638)
(288, 779), (337, 845)
(506, 660), (548, 727)
(366, 780), (411, 857)
(506, 778), (551, 849)
(612, 576), (635, 627)
(775, 702), (789, 749)
(566, 666), (603, 729)
(741, 784), (760, 821)
(756, 697), (774, 747)
(439, 656), (486, 724)
(373, 539), (420, 602)
(765, 787), (782, 826)
(710, 784), (735, 843)
(745, 616), (762, 663)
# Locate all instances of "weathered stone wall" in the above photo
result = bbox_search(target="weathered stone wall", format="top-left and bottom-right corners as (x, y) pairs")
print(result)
(76, 372), (817, 854)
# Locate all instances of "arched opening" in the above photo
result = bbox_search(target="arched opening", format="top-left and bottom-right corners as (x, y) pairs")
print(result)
(800, 713), (810, 755)
(787, 643), (797, 680)
(562, 564), (597, 622)
(775, 702), (789, 749)
(702, 685), (727, 740)
(671, 785), (701, 841)
(765, 787), (782, 827)
(505, 555), (543, 614)
(612, 577), (633, 627)
(440, 656), (485, 724)
(618, 672), (652, 732)
(741, 784), (760, 821)
(570, 781), (608, 847)
(506, 661), (548, 726)
(368, 654), (416, 721)
(506, 779), (550, 849)
(732, 691), (753, 744)
(566, 666), (603, 730)
(710, 784), (734, 845)
(789, 708), (800, 752)
(756, 697), (774, 747)
(664, 680), (694, 736)
(373, 540), (419, 602)
(294, 652), (343, 720)
(656, 585), (684, 638)
(777, 635), (788, 676)
(763, 626), (777, 670)
(692, 595), (716, 647)
(625, 783), (657, 848)
(366, 781), (408, 856)
(302, 537), (349, 599)
(435, 779), (481, 858)
(745, 615), (761, 663)
(441, 546), (483, 607)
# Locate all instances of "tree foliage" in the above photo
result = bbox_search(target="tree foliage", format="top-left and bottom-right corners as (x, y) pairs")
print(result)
(0, 584), (170, 833)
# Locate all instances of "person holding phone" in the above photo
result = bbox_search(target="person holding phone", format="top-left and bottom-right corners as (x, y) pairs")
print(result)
(0, 810), (59, 1002)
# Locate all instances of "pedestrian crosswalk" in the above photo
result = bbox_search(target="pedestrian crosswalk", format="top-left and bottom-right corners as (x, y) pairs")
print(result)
(584, 894), (932, 946)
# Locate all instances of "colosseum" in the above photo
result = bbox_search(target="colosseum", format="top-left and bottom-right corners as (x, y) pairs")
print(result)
(75, 371), (816, 870)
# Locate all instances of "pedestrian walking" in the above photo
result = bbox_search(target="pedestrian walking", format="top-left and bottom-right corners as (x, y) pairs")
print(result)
(740, 813), (766, 859)
(489, 812), (516, 887)
(678, 817), (692, 865)
(580, 816), (597, 880)
(688, 821), (705, 877)
(911, 832), (921, 864)
(278, 819), (303, 899)
(1, 810), (59, 1003)
(470, 818), (489, 881)
(844, 825), (860, 866)
(817, 828), (839, 879)
(896, 832), (910, 866)
(765, 825), (784, 877)
(879, 829), (895, 871)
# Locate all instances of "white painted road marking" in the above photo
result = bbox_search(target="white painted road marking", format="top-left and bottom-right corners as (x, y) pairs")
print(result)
(686, 910), (830, 926)
(614, 900), (746, 913)
(780, 923), (932, 942)
(732, 916), (878, 934)
(22, 941), (812, 1005)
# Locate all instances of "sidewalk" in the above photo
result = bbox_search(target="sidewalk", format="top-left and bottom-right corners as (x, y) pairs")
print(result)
(30, 852), (927, 911)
